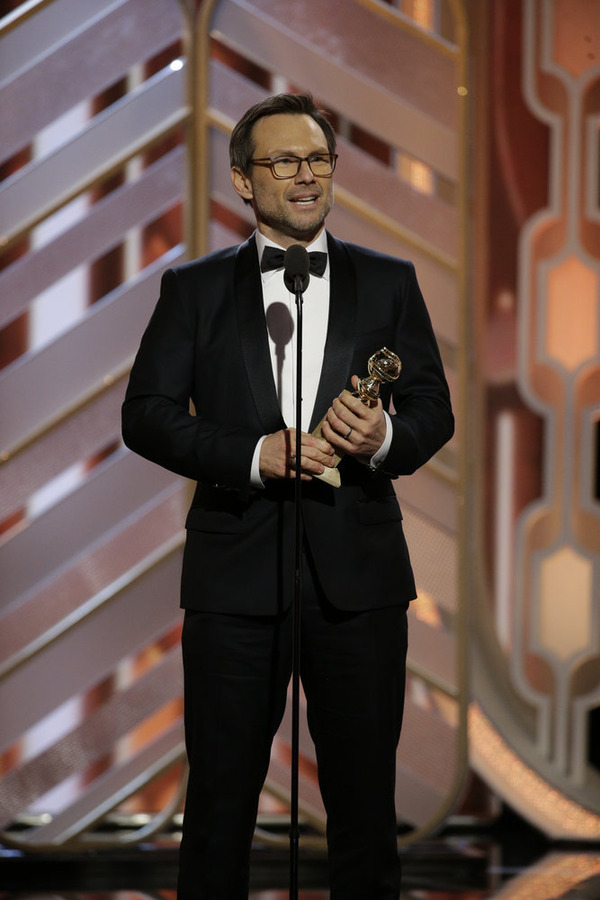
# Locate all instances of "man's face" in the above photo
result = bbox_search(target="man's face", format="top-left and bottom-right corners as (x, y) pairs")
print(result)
(231, 113), (334, 248)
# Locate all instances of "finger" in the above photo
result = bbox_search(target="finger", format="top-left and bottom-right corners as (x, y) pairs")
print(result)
(288, 442), (333, 478)
(327, 402), (350, 431)
(345, 379), (381, 412)
(335, 390), (370, 419)
(322, 416), (355, 449)
(332, 397), (367, 429)
(300, 431), (334, 456)
(299, 438), (335, 463)
(328, 403), (362, 441)
(296, 451), (333, 475)
(288, 458), (313, 481)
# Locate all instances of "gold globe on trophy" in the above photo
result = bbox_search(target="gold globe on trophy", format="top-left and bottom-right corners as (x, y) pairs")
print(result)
(354, 347), (402, 404)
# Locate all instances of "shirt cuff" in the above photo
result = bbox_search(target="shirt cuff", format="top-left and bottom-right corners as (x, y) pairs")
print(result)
(250, 435), (267, 488)
(369, 411), (392, 470)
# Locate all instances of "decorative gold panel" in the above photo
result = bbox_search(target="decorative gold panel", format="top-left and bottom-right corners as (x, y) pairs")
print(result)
(1, 0), (468, 850)
(470, 0), (600, 836)
(0, 0), (189, 849)
(189, 0), (469, 845)
(9, 0), (598, 856)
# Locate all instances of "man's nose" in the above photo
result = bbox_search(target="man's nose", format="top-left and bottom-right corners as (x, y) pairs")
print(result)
(295, 159), (316, 183)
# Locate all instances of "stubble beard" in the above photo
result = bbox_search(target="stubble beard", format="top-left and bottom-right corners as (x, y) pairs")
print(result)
(254, 189), (333, 245)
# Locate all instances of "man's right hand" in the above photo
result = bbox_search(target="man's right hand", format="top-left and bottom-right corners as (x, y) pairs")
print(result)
(259, 428), (335, 481)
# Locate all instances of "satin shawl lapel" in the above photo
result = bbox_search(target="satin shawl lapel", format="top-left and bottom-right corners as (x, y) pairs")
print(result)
(234, 236), (285, 433)
(308, 234), (358, 432)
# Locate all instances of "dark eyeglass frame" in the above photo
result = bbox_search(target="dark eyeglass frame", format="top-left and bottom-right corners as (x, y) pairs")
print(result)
(249, 154), (338, 179)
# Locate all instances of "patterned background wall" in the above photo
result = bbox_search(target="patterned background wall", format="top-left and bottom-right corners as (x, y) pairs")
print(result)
(190, 0), (467, 845)
(469, 0), (600, 838)
(1, 0), (190, 848)
(0, 0), (598, 852)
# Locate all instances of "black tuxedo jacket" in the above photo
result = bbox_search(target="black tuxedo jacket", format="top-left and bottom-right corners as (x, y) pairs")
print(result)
(122, 232), (454, 615)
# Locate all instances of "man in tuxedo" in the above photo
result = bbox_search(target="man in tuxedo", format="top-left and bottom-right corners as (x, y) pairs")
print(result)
(122, 92), (454, 899)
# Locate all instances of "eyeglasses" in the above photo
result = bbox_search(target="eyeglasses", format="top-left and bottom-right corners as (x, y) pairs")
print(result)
(250, 154), (338, 179)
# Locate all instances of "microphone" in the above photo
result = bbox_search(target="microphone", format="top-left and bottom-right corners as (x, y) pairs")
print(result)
(283, 244), (310, 293)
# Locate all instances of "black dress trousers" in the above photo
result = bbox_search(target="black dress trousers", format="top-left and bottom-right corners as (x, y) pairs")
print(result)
(177, 548), (408, 900)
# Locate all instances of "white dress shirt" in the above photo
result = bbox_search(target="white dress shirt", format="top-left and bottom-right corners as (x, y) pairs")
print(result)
(250, 230), (391, 486)
(257, 229), (330, 431)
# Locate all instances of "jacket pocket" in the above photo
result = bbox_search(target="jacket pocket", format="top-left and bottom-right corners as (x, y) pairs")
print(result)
(357, 495), (403, 525)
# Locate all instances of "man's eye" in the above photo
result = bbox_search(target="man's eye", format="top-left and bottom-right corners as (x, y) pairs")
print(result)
(274, 156), (298, 165)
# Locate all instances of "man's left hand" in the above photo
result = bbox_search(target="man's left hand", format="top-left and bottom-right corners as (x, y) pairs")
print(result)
(321, 375), (386, 462)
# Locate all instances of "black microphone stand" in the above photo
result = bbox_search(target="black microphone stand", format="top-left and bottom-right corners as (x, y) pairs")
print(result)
(284, 246), (309, 900)
(291, 279), (303, 900)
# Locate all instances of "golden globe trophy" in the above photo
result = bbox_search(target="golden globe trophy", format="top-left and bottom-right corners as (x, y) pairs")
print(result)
(313, 347), (401, 487)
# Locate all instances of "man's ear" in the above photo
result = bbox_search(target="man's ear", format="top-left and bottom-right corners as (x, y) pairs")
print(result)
(231, 167), (253, 201)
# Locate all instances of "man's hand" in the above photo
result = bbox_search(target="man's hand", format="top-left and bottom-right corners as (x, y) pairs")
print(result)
(259, 428), (335, 481)
(321, 375), (386, 462)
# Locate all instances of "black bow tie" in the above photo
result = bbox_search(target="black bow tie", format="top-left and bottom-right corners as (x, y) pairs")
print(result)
(260, 246), (328, 277)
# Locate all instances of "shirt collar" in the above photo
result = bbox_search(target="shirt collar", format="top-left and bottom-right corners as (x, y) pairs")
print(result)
(256, 229), (329, 281)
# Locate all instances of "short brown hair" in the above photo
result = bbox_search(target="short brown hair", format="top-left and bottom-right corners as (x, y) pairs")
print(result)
(229, 93), (336, 174)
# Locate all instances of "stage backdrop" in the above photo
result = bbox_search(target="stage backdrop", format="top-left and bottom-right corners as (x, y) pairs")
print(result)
(0, 0), (598, 851)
